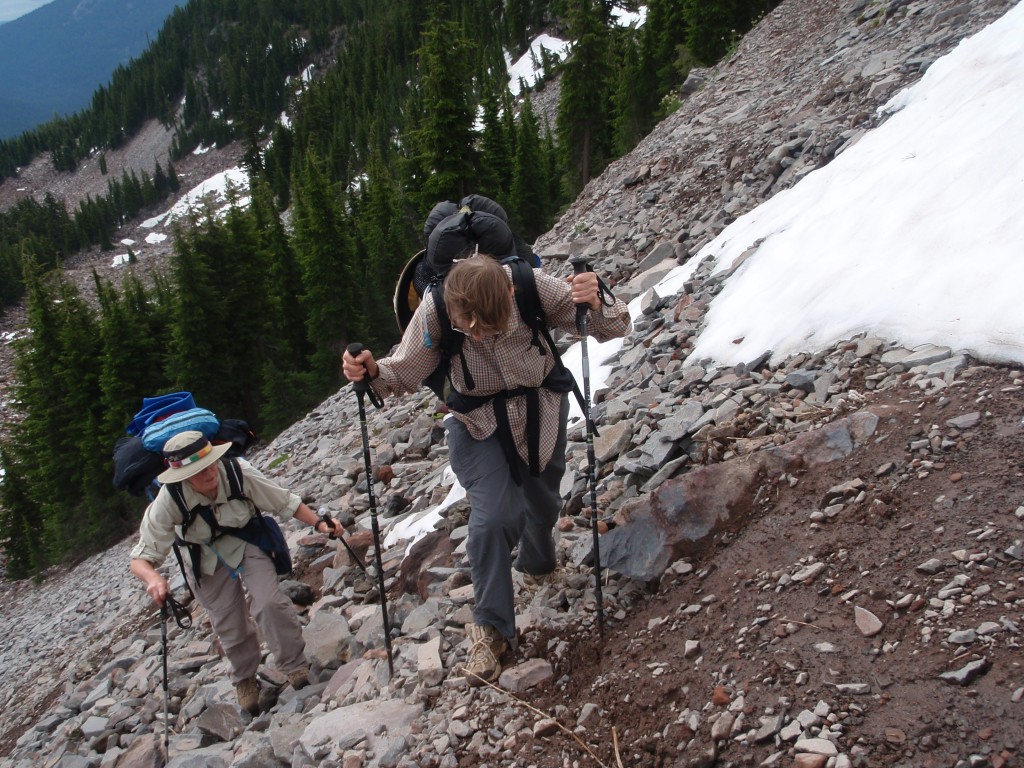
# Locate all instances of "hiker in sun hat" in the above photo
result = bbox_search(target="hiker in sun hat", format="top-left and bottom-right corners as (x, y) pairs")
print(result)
(129, 431), (344, 715)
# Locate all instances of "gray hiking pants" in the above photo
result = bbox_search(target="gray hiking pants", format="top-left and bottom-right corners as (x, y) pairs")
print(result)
(192, 542), (307, 683)
(446, 395), (568, 640)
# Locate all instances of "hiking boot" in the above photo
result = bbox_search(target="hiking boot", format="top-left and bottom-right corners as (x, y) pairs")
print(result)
(462, 622), (507, 687)
(234, 676), (260, 715)
(287, 667), (310, 690)
(513, 568), (554, 609)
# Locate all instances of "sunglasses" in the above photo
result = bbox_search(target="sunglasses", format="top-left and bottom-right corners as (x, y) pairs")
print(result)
(451, 316), (503, 338)
(451, 315), (477, 336)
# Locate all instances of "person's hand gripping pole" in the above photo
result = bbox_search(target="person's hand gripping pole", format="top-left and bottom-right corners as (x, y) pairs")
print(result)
(316, 508), (367, 573)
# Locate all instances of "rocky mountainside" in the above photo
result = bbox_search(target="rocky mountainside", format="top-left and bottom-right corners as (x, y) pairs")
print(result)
(1, 0), (1022, 767)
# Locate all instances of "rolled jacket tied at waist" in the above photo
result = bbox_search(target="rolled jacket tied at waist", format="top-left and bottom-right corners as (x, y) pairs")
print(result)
(189, 503), (293, 576)
(233, 515), (292, 576)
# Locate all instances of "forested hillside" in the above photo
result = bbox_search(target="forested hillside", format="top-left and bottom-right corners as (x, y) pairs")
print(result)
(0, 0), (183, 140)
(0, 0), (779, 577)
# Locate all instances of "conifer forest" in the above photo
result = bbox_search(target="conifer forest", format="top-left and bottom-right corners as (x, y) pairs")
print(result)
(0, 0), (779, 576)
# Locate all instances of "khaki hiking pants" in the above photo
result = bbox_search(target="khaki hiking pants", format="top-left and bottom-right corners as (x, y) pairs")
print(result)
(192, 542), (306, 684)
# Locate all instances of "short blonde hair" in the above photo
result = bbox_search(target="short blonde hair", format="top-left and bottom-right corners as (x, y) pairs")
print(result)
(444, 255), (512, 336)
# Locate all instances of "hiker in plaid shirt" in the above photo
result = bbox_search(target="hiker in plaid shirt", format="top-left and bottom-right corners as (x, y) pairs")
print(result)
(344, 254), (630, 684)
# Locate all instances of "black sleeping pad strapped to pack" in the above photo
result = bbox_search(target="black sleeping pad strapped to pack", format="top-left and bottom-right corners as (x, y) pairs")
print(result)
(394, 194), (540, 334)
(112, 397), (256, 500)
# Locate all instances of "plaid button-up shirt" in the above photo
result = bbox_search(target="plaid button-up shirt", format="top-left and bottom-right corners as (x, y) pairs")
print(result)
(371, 266), (631, 471)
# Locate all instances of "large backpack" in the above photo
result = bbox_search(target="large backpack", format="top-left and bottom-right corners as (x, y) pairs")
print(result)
(112, 392), (257, 500)
(393, 194), (566, 401)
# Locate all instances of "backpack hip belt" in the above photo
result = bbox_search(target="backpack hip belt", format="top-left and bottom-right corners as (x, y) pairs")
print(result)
(446, 365), (574, 485)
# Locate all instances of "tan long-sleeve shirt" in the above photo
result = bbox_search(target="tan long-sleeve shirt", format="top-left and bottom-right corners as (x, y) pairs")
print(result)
(130, 458), (301, 576)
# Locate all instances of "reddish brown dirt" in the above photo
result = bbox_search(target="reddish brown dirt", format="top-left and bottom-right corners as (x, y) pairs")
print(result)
(486, 365), (1024, 768)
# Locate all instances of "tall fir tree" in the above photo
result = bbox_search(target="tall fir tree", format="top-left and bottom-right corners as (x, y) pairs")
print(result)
(7, 263), (111, 567)
(477, 78), (514, 202)
(557, 0), (614, 197)
(290, 149), (361, 393)
(166, 210), (229, 409)
(357, 142), (414, 348)
(249, 176), (317, 435)
(611, 32), (648, 156)
(642, 0), (692, 100)
(411, 4), (479, 207)
(215, 190), (274, 423)
(509, 95), (549, 241)
(682, 0), (738, 64)
(541, 118), (563, 217)
(94, 272), (168, 438)
(0, 445), (42, 578)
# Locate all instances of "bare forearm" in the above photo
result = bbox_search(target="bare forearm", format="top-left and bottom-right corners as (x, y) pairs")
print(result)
(131, 558), (168, 606)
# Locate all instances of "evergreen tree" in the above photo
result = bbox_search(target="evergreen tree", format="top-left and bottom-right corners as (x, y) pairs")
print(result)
(249, 177), (317, 434)
(357, 143), (414, 348)
(643, 0), (692, 98)
(683, 0), (737, 64)
(215, 190), (274, 423)
(542, 118), (563, 216)
(557, 0), (614, 197)
(9, 262), (108, 566)
(0, 445), (42, 578)
(166, 212), (228, 407)
(95, 272), (168, 438)
(411, 4), (479, 205)
(478, 77), (514, 201)
(290, 150), (360, 392)
(509, 95), (549, 241)
(611, 32), (648, 156)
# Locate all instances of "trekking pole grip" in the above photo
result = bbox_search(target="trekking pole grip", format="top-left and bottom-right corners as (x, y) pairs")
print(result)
(347, 343), (369, 394)
(570, 256), (591, 328)
(347, 343), (383, 408)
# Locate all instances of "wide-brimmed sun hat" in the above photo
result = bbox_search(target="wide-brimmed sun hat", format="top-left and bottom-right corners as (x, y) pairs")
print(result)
(157, 430), (231, 484)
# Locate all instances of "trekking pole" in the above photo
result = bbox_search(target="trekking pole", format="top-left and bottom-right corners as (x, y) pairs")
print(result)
(317, 506), (368, 573)
(569, 257), (605, 639)
(158, 594), (191, 760)
(346, 343), (395, 677)
(160, 602), (170, 759)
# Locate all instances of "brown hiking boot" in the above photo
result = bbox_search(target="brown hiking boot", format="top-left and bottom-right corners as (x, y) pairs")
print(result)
(287, 667), (310, 690)
(462, 622), (507, 687)
(513, 568), (554, 609)
(234, 676), (260, 715)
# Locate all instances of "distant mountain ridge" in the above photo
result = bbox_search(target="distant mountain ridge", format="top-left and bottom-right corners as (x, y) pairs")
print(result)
(0, 0), (182, 139)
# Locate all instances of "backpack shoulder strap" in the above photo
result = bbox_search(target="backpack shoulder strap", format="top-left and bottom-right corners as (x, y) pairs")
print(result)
(223, 456), (247, 502)
(165, 482), (204, 596)
(506, 257), (546, 353)
(429, 280), (471, 393)
(507, 259), (596, 433)
(171, 541), (200, 599)
(166, 482), (194, 530)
